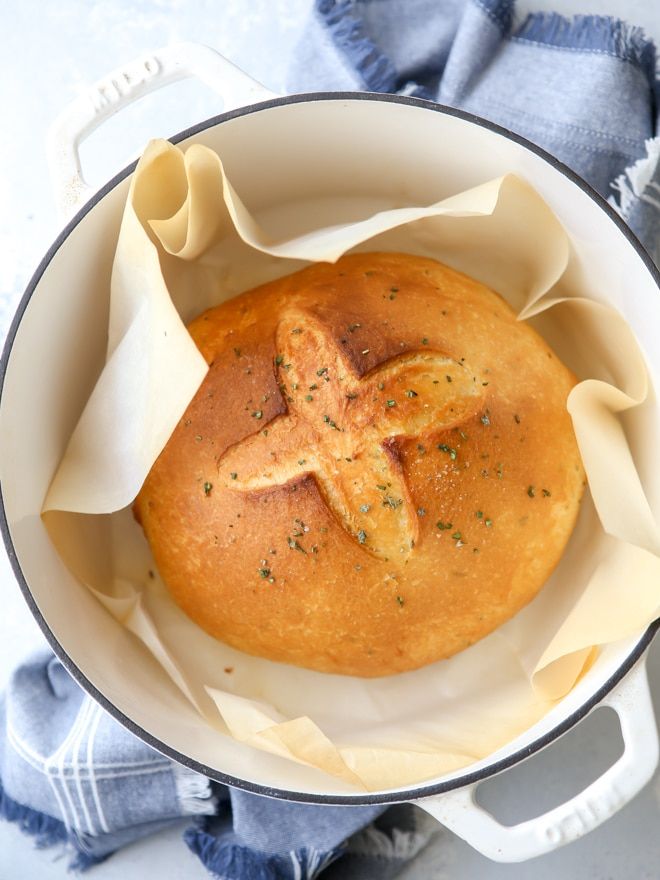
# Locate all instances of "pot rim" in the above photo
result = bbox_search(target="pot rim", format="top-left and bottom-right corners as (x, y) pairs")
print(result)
(1, 91), (658, 805)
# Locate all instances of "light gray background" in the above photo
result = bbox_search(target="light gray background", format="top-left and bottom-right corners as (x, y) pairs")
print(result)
(1, 1), (659, 877)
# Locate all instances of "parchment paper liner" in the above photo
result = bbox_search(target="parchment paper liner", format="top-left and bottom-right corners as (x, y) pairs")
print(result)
(43, 140), (660, 790)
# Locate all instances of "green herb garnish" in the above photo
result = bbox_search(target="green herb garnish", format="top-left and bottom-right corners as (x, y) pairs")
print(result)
(287, 537), (306, 554)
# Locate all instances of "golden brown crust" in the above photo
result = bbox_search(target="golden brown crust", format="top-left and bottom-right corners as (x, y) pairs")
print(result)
(135, 252), (585, 676)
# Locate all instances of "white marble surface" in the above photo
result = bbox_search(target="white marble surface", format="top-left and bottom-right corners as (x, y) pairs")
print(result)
(1, 1), (660, 877)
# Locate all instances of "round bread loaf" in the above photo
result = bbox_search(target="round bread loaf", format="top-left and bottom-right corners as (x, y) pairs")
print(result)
(135, 252), (585, 677)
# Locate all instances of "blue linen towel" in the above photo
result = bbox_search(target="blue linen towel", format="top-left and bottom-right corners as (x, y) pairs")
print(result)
(3, 2), (660, 877)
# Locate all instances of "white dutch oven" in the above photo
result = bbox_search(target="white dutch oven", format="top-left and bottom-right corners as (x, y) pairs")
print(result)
(2, 43), (659, 863)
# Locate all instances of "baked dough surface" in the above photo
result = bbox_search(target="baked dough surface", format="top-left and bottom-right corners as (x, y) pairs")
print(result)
(135, 253), (585, 676)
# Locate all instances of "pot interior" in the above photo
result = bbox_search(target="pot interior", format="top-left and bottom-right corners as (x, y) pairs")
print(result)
(1, 96), (658, 801)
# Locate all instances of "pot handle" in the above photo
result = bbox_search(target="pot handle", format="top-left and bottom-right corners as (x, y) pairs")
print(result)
(46, 41), (277, 221)
(413, 658), (658, 862)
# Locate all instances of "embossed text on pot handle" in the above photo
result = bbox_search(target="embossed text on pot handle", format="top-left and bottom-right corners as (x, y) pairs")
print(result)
(46, 41), (277, 221)
(412, 658), (658, 862)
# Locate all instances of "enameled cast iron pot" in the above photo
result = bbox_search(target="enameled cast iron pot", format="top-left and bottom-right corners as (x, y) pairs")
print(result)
(2, 43), (659, 862)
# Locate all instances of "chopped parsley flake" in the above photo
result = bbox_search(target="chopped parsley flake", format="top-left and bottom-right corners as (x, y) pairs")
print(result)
(203, 482), (213, 495)
(436, 521), (453, 530)
(527, 485), (536, 498)
(396, 595), (405, 607)
(316, 367), (328, 376)
(230, 472), (237, 480)
(360, 504), (371, 513)
(346, 392), (358, 400)
(481, 412), (491, 426)
(376, 484), (387, 491)
(305, 394), (313, 401)
(233, 347), (241, 357)
(258, 568), (271, 579)
(309, 383), (318, 390)
(298, 459), (307, 466)
(252, 410), (263, 419)
(485, 518), (493, 527)
(348, 323), (361, 332)
(438, 443), (457, 460)
(287, 537), (306, 553)
(476, 510), (483, 518)
(386, 400), (396, 408)
(542, 488), (551, 497)
(275, 354), (284, 365)
(422, 337), (429, 345)
(291, 328), (302, 334)
(446, 375), (453, 383)
(382, 496), (403, 509)
(357, 530), (367, 544)
(377, 382), (385, 391)
(405, 389), (418, 398)
(451, 531), (462, 541)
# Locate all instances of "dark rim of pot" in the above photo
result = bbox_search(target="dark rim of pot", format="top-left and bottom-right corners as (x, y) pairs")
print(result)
(1, 92), (659, 806)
